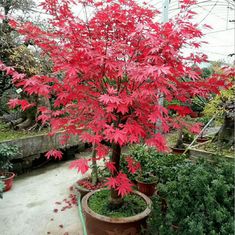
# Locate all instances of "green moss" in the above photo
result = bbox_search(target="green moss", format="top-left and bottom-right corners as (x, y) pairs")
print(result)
(88, 190), (147, 218)
(0, 121), (48, 142)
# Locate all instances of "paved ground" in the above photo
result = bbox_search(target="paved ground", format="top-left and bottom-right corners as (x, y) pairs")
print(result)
(0, 150), (92, 235)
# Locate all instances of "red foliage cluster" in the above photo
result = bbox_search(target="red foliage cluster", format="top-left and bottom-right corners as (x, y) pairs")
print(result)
(105, 172), (133, 197)
(0, 0), (233, 196)
(77, 179), (105, 190)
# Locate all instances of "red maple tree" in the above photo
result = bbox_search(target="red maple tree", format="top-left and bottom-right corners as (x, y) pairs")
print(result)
(1, 0), (231, 206)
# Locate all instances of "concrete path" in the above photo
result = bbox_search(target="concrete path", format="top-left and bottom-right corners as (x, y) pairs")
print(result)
(0, 151), (92, 235)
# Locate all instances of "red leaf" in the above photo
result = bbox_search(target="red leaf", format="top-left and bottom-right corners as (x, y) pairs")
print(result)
(190, 123), (201, 134)
(8, 98), (21, 109)
(70, 158), (89, 174)
(146, 133), (168, 152)
(99, 94), (121, 105)
(45, 150), (63, 160)
(106, 161), (116, 174)
(105, 177), (117, 189)
(125, 156), (141, 174)
(115, 173), (133, 197)
(168, 105), (192, 116)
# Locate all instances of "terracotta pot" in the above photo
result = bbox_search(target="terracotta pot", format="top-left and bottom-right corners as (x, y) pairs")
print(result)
(75, 177), (105, 198)
(0, 172), (15, 192)
(190, 112), (198, 118)
(197, 137), (209, 143)
(136, 179), (157, 197)
(75, 177), (92, 198)
(82, 189), (152, 235)
(170, 147), (185, 155)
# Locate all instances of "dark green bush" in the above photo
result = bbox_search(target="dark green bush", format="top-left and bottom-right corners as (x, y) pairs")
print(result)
(147, 159), (234, 235)
(0, 144), (19, 171)
(121, 144), (187, 183)
(0, 180), (4, 198)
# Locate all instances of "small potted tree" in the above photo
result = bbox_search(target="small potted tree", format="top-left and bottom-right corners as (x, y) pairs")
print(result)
(171, 128), (186, 154)
(136, 172), (158, 197)
(0, 144), (18, 191)
(74, 144), (106, 197)
(4, 0), (231, 234)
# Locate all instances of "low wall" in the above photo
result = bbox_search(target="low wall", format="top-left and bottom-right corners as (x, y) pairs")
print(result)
(0, 132), (83, 159)
(0, 132), (85, 174)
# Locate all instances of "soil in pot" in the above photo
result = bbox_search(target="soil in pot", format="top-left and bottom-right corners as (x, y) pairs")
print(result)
(89, 189), (146, 217)
(75, 177), (105, 198)
(82, 189), (152, 235)
(0, 172), (15, 192)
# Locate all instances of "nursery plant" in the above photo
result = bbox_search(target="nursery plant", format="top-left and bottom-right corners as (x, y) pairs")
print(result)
(147, 158), (234, 235)
(0, 180), (4, 198)
(0, 0), (232, 216)
(125, 144), (187, 184)
(0, 144), (18, 171)
(0, 144), (18, 191)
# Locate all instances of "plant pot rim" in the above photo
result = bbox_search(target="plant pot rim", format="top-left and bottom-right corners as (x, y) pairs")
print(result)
(0, 172), (15, 180)
(136, 178), (158, 184)
(170, 147), (186, 151)
(82, 189), (152, 224)
(75, 177), (92, 192)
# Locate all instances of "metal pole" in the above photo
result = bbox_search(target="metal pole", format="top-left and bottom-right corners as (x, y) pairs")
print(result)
(183, 114), (217, 154)
(162, 0), (170, 23)
(156, 0), (170, 133)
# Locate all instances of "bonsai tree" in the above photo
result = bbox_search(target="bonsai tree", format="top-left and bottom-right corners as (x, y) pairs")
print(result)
(204, 68), (235, 149)
(1, 0), (232, 208)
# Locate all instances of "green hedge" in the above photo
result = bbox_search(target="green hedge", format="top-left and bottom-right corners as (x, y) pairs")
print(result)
(147, 159), (234, 235)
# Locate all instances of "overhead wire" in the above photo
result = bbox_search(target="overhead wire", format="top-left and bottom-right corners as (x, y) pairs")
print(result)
(204, 27), (235, 34)
(198, 0), (219, 25)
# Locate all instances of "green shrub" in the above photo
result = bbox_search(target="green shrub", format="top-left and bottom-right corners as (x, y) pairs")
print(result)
(147, 159), (234, 235)
(0, 180), (4, 198)
(196, 116), (212, 127)
(0, 144), (19, 171)
(122, 144), (187, 183)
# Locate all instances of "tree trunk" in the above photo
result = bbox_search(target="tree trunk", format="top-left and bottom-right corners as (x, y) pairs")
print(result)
(109, 143), (123, 208)
(175, 128), (185, 149)
(91, 144), (98, 186)
(213, 115), (234, 148)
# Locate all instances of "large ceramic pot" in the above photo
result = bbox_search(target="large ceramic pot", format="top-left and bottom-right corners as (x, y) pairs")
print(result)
(82, 189), (152, 235)
(0, 172), (15, 192)
(136, 179), (158, 197)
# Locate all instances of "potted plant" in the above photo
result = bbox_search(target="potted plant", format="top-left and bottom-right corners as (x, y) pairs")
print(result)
(182, 130), (194, 144)
(0, 144), (18, 191)
(7, 0), (231, 234)
(171, 129), (186, 154)
(196, 134), (209, 143)
(190, 97), (206, 118)
(147, 159), (234, 235)
(136, 172), (158, 197)
(0, 180), (4, 198)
